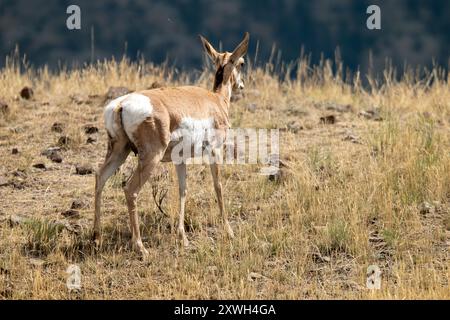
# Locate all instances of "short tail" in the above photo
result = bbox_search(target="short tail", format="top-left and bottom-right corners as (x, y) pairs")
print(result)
(113, 106), (139, 155)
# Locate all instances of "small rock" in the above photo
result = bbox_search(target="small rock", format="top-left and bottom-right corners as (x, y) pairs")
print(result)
(343, 133), (361, 144)
(268, 171), (282, 182)
(431, 201), (442, 210)
(359, 109), (383, 121)
(66, 221), (83, 235)
(71, 199), (87, 210)
(11, 148), (19, 155)
(0, 100), (9, 115)
(29, 258), (45, 267)
(286, 108), (309, 117)
(11, 178), (26, 190)
(105, 86), (131, 100)
(286, 121), (303, 133)
(9, 214), (30, 226)
(41, 147), (63, 163)
(320, 115), (336, 125)
(20, 86), (34, 100)
(0, 176), (10, 187)
(312, 252), (331, 263)
(259, 166), (282, 181)
(58, 135), (71, 147)
(418, 202), (434, 215)
(260, 154), (288, 182)
(61, 209), (80, 219)
(48, 151), (63, 163)
(84, 125), (99, 134)
(12, 170), (26, 178)
(51, 122), (64, 133)
(41, 147), (61, 157)
(245, 103), (257, 113)
(75, 164), (93, 175)
(148, 81), (165, 89)
(32, 163), (46, 170)
(247, 272), (267, 282)
(70, 94), (88, 105)
(86, 137), (96, 144)
(8, 127), (24, 134)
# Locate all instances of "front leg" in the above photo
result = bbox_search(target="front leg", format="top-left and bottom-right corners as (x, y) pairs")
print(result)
(210, 162), (234, 238)
(175, 163), (189, 247)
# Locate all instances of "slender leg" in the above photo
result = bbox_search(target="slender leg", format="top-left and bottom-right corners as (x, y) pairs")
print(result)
(94, 139), (130, 244)
(175, 163), (189, 247)
(210, 161), (234, 238)
(123, 152), (161, 258)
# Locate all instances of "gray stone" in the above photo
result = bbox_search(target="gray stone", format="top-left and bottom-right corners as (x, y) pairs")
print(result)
(75, 164), (94, 175)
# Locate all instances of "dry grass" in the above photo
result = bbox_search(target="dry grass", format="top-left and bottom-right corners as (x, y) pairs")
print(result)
(0, 54), (449, 299)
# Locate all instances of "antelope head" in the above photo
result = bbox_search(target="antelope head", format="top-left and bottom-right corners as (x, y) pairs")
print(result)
(200, 32), (249, 97)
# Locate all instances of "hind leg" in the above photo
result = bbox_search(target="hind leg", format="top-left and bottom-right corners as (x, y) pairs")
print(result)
(123, 150), (163, 258)
(94, 138), (130, 244)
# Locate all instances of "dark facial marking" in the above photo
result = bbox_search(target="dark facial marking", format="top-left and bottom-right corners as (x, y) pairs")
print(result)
(213, 65), (225, 91)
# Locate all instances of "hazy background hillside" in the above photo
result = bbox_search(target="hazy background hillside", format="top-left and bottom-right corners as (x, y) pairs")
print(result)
(0, 0), (449, 74)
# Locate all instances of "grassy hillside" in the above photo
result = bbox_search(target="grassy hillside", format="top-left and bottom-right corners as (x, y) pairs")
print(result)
(0, 56), (449, 299)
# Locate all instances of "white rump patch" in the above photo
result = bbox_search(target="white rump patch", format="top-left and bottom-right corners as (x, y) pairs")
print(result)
(170, 117), (215, 146)
(120, 93), (153, 143)
(103, 94), (131, 138)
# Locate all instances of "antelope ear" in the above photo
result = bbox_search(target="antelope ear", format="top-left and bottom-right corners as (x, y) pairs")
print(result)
(199, 35), (219, 62)
(230, 32), (250, 66)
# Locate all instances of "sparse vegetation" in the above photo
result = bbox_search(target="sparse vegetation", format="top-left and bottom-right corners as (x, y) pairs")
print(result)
(25, 218), (65, 255)
(0, 53), (449, 299)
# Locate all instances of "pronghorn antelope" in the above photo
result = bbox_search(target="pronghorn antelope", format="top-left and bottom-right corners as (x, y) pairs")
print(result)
(94, 32), (250, 258)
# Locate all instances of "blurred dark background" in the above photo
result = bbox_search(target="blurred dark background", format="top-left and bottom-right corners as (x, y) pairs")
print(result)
(0, 0), (449, 75)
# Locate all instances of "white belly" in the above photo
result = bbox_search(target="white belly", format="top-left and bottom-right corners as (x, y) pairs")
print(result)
(170, 117), (215, 146)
